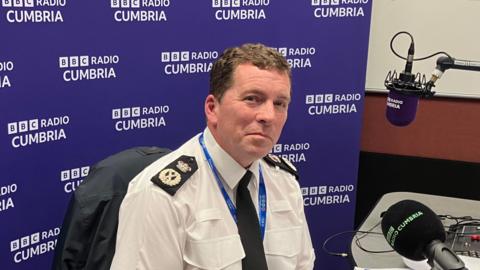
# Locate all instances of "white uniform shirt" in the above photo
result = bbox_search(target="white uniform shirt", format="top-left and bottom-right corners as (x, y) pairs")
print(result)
(111, 128), (315, 270)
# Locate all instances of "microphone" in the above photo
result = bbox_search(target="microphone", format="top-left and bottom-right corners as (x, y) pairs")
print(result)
(385, 41), (422, 126)
(381, 200), (468, 270)
(384, 31), (435, 126)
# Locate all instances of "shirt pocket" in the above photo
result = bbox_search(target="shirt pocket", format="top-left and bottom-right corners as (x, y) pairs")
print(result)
(183, 234), (244, 270)
(184, 208), (245, 270)
(265, 200), (303, 269)
(264, 226), (303, 269)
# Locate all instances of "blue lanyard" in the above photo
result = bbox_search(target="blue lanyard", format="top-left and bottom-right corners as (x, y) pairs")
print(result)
(199, 133), (267, 240)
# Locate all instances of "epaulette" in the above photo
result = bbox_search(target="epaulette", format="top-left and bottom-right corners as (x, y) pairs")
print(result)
(263, 154), (299, 180)
(151, 155), (198, 195)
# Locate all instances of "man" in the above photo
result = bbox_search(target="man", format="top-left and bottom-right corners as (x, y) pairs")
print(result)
(111, 43), (315, 270)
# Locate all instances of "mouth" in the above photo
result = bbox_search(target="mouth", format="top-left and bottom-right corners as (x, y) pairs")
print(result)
(247, 132), (272, 140)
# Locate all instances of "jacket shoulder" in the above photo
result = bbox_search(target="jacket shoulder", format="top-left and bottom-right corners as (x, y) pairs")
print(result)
(262, 154), (298, 180)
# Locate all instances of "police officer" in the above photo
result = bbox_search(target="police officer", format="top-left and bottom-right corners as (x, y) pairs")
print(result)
(111, 43), (315, 270)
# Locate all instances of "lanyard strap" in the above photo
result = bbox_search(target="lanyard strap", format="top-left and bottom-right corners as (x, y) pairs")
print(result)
(199, 133), (267, 240)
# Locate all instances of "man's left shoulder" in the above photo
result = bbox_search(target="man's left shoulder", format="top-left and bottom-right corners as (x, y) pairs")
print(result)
(262, 153), (299, 180)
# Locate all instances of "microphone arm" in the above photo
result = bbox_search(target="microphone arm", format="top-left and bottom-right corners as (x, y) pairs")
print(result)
(428, 56), (480, 89)
(425, 240), (468, 270)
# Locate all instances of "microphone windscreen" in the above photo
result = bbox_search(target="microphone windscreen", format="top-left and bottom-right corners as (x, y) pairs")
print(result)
(381, 200), (446, 261)
(386, 90), (419, 126)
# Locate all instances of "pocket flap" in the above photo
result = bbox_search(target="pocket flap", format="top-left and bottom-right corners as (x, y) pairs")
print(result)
(264, 227), (302, 257)
(270, 200), (293, 212)
(184, 235), (245, 269)
(195, 208), (223, 223)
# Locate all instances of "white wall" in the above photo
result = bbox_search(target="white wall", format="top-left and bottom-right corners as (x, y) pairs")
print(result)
(366, 0), (480, 98)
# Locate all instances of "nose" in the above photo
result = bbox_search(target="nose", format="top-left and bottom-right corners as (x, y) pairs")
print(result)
(256, 102), (275, 124)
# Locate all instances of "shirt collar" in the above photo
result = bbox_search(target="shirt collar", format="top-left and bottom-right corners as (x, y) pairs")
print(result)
(203, 127), (260, 190)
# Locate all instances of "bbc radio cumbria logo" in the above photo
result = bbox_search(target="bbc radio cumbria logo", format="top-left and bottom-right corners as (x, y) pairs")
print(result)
(301, 184), (354, 207)
(10, 227), (59, 263)
(275, 46), (316, 69)
(211, 0), (270, 21)
(0, 60), (13, 89)
(60, 166), (90, 193)
(110, 0), (170, 22)
(58, 55), (119, 82)
(305, 91), (361, 116)
(272, 142), (310, 163)
(310, 0), (367, 18)
(7, 115), (69, 148)
(112, 105), (169, 132)
(160, 50), (219, 75)
(1, 0), (67, 23)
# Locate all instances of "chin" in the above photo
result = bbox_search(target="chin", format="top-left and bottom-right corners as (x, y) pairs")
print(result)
(246, 147), (271, 160)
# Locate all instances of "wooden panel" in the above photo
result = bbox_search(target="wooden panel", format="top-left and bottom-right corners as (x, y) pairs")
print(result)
(361, 93), (480, 163)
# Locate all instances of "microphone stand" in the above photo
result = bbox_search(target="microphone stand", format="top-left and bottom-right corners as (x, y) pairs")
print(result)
(425, 240), (468, 270)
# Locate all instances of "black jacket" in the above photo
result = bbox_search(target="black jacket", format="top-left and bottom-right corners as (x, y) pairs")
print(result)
(52, 146), (171, 270)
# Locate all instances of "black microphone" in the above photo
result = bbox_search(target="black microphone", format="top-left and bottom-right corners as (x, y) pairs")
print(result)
(381, 200), (468, 270)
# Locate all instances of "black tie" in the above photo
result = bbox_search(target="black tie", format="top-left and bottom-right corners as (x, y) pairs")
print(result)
(236, 170), (268, 270)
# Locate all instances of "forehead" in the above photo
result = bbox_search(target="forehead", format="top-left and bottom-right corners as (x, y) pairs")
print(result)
(231, 64), (291, 90)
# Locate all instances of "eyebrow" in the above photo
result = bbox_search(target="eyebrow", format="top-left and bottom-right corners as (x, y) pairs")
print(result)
(244, 89), (291, 101)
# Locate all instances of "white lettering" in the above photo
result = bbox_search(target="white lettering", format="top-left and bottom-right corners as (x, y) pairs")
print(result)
(35, 0), (67, 6)
(334, 93), (362, 102)
(0, 183), (18, 196)
(141, 0), (170, 7)
(114, 10), (167, 22)
(11, 129), (67, 148)
(0, 75), (12, 88)
(0, 197), (14, 211)
(40, 116), (69, 128)
(141, 106), (170, 115)
(190, 51), (218, 60)
(63, 68), (116, 81)
(303, 195), (350, 206)
(215, 9), (266, 20)
(241, 0), (269, 6)
(314, 7), (364, 18)
(283, 143), (310, 152)
(328, 185), (355, 193)
(308, 104), (357, 115)
(6, 10), (64, 23)
(13, 240), (57, 263)
(0, 61), (14, 71)
(115, 117), (166, 131)
(164, 62), (212, 75)
(90, 55), (119, 65)
(287, 58), (311, 68)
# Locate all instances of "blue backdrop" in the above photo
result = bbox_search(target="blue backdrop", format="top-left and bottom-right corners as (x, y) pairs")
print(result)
(0, 1), (371, 269)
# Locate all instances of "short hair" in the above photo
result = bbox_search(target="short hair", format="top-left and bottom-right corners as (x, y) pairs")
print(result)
(209, 43), (291, 101)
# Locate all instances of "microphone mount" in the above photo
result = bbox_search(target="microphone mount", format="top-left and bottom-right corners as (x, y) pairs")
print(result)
(386, 31), (480, 98)
(385, 70), (435, 98)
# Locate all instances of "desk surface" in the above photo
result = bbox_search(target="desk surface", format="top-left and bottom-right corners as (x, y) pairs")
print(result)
(351, 192), (480, 268)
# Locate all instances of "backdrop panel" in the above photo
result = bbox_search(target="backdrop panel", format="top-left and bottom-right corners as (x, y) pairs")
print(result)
(0, 1), (371, 269)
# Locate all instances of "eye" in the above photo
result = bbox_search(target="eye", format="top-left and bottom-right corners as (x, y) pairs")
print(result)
(274, 100), (289, 110)
(244, 95), (260, 103)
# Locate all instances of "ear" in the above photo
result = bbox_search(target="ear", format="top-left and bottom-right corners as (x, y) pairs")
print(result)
(205, 94), (218, 126)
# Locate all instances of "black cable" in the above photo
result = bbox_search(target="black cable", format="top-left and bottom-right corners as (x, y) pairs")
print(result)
(389, 31), (453, 62)
(322, 221), (394, 258)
